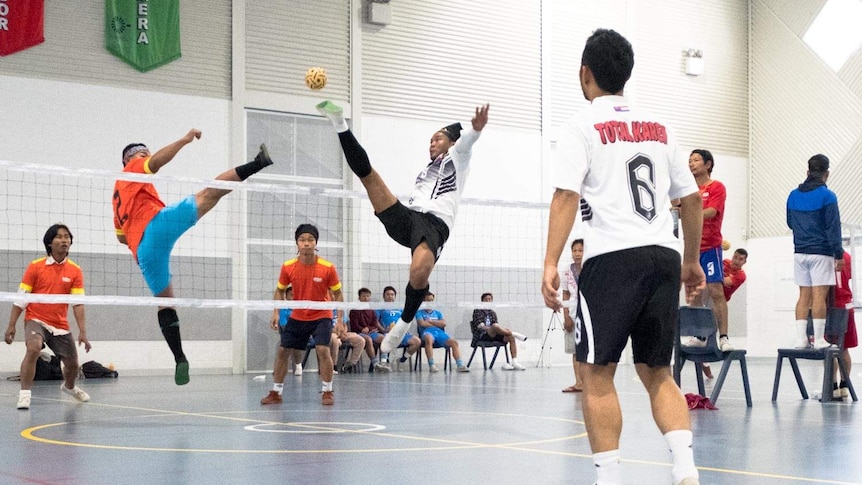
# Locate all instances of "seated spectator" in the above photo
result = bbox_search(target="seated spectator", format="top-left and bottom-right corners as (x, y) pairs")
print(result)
(331, 314), (365, 374)
(349, 287), (390, 373)
(377, 286), (421, 371)
(417, 292), (469, 373)
(471, 292), (526, 370)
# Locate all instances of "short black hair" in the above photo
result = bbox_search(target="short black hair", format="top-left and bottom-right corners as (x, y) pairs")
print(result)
(122, 143), (148, 165)
(581, 29), (634, 94)
(691, 149), (715, 174)
(481, 292), (493, 301)
(358, 287), (371, 297)
(383, 286), (396, 296)
(43, 223), (73, 256)
(294, 223), (319, 242)
(734, 248), (748, 258)
(808, 154), (829, 175)
(571, 239), (584, 249)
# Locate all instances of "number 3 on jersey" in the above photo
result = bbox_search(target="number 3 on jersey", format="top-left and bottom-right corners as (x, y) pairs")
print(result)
(627, 154), (656, 222)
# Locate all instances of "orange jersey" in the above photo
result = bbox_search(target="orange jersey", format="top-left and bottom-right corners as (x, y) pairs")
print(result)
(19, 257), (85, 331)
(277, 257), (342, 322)
(113, 156), (165, 259)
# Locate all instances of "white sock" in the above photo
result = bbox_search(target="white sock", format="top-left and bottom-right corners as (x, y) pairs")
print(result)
(511, 331), (527, 341)
(593, 449), (621, 485)
(322, 381), (333, 392)
(19, 389), (31, 398)
(664, 429), (698, 484)
(273, 382), (284, 394)
(512, 358), (519, 365)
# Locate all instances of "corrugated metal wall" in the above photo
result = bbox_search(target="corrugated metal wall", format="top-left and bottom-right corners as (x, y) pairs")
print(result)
(0, 1), (231, 98)
(633, 0), (749, 155)
(750, 0), (862, 237)
(361, 0), (541, 131)
(245, 1), (351, 102)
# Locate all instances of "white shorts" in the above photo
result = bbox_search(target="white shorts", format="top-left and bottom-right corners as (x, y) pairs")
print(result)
(794, 254), (836, 287)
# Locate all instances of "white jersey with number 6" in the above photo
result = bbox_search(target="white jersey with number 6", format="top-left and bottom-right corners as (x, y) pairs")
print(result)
(551, 95), (698, 264)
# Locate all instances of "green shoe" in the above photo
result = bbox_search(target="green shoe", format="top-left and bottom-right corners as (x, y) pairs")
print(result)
(175, 361), (190, 386)
(315, 100), (343, 116)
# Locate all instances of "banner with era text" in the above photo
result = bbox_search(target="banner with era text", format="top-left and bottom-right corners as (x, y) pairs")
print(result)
(0, 0), (45, 56)
(105, 0), (181, 72)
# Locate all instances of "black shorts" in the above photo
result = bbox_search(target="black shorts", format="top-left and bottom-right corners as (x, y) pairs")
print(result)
(281, 318), (332, 350)
(575, 246), (681, 367)
(376, 201), (450, 261)
(477, 331), (505, 343)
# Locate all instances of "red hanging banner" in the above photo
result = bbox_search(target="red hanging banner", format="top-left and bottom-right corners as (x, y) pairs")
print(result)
(0, 0), (45, 56)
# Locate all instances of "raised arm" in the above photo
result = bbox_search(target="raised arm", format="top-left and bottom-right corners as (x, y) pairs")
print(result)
(148, 129), (202, 173)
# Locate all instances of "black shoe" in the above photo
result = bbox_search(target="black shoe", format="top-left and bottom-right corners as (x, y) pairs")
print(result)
(340, 362), (355, 374)
(254, 144), (274, 167)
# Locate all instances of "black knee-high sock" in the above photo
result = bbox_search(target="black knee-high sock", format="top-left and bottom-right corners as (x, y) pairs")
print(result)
(235, 158), (268, 181)
(158, 308), (187, 364)
(401, 284), (429, 323)
(338, 130), (373, 178)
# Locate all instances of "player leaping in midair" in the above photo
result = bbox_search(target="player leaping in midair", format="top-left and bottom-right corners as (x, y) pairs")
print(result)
(113, 130), (273, 385)
(316, 101), (489, 360)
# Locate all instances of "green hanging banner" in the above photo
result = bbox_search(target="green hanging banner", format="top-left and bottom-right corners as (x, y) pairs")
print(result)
(105, 0), (181, 72)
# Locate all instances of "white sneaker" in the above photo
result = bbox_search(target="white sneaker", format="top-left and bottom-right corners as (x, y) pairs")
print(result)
(17, 390), (31, 410)
(501, 363), (515, 370)
(61, 384), (90, 402)
(294, 364), (303, 376)
(719, 336), (735, 352)
(511, 361), (526, 371)
(373, 361), (392, 373)
(381, 321), (408, 353)
(682, 336), (707, 348)
(812, 338), (833, 349)
(428, 364), (440, 373)
(676, 478), (700, 485)
(332, 369), (339, 375)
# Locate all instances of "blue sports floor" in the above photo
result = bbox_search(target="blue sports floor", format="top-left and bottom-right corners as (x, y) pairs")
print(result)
(1, 360), (859, 484)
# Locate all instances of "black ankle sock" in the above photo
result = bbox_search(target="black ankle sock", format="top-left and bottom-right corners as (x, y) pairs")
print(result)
(235, 159), (267, 181)
(158, 308), (187, 364)
(719, 334), (728, 340)
(401, 284), (429, 323)
(338, 130), (373, 178)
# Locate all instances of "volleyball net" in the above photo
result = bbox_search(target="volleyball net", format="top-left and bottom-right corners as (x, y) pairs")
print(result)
(0, 159), (557, 370)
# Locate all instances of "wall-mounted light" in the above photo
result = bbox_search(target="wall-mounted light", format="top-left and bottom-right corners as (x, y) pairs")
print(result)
(684, 48), (704, 76)
(367, 0), (392, 26)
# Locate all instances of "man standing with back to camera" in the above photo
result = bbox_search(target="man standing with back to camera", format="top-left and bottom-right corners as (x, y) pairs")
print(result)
(542, 29), (704, 485)
(786, 154), (843, 349)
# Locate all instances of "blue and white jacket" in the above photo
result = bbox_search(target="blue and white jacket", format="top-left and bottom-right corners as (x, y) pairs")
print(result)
(786, 176), (843, 259)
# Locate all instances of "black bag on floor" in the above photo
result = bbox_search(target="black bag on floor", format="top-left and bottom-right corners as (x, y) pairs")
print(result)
(34, 355), (64, 380)
(81, 361), (118, 378)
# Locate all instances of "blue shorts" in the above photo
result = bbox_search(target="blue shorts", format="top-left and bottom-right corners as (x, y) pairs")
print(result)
(137, 195), (198, 295)
(699, 247), (724, 284)
(367, 331), (382, 341)
(400, 332), (414, 347)
(420, 327), (451, 346)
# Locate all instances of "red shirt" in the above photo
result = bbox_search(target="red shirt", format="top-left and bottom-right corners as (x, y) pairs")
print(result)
(699, 179), (725, 252)
(835, 252), (852, 307)
(113, 156), (165, 260)
(722, 259), (746, 301)
(277, 257), (342, 321)
(349, 309), (378, 334)
(19, 257), (85, 331)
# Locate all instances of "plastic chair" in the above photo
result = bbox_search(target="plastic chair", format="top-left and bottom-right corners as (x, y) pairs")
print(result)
(673, 306), (752, 407)
(772, 308), (858, 402)
(414, 336), (452, 372)
(466, 340), (510, 370)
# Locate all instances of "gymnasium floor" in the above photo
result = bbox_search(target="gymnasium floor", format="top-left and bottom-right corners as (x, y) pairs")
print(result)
(1, 360), (859, 485)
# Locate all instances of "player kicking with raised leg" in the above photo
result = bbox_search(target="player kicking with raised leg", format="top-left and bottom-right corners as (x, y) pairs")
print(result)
(316, 101), (488, 360)
(113, 130), (273, 385)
